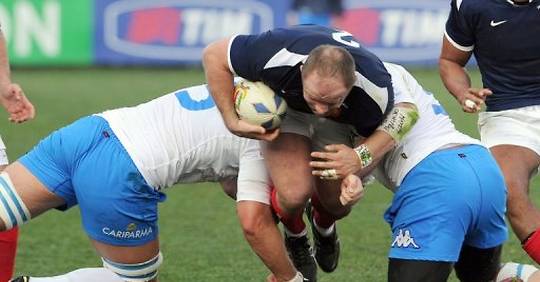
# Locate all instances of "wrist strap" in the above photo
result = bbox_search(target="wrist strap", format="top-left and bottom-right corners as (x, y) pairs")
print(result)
(354, 144), (373, 168)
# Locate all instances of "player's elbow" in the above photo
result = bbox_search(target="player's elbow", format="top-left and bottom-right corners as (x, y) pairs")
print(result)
(202, 38), (229, 70)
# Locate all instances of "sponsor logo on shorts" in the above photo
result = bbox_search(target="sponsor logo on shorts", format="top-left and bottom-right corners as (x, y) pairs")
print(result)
(391, 229), (420, 249)
(102, 223), (153, 240)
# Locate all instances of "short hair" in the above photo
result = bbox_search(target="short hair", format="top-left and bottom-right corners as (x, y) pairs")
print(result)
(302, 45), (356, 89)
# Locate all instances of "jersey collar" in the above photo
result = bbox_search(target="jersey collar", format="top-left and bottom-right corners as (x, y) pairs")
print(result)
(506, 0), (534, 5)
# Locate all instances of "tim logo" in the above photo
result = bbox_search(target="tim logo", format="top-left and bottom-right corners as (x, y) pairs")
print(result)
(102, 0), (274, 60)
(334, 0), (449, 62)
(391, 229), (420, 249)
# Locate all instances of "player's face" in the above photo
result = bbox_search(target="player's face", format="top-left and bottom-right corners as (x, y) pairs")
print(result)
(302, 72), (349, 117)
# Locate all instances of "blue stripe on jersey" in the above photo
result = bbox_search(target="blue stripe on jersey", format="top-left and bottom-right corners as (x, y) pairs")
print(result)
(445, 0), (540, 111)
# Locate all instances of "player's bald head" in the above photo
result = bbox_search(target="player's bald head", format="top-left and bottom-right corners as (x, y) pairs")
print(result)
(302, 45), (356, 89)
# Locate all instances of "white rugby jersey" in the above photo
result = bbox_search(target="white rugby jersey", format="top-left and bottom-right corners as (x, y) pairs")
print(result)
(98, 84), (264, 191)
(373, 63), (481, 191)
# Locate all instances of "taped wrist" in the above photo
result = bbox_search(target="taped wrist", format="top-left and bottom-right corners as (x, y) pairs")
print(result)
(354, 144), (373, 168)
(377, 105), (419, 142)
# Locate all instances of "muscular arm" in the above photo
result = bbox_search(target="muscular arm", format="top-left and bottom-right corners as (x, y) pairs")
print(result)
(439, 37), (490, 112)
(203, 38), (273, 140)
(0, 28), (11, 90)
(202, 38), (237, 127)
(0, 27), (35, 123)
(311, 102), (418, 179)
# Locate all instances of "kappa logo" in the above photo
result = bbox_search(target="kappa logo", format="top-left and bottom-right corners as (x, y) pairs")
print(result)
(391, 229), (420, 249)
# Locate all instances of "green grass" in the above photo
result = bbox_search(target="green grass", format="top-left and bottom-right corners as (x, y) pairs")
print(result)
(1, 68), (539, 281)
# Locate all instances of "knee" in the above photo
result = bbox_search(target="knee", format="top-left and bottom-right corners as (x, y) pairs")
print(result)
(277, 189), (310, 214)
(239, 212), (267, 240)
(103, 251), (163, 282)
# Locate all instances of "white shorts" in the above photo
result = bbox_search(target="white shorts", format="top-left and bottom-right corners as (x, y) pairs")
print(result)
(237, 157), (271, 205)
(478, 105), (540, 157)
(280, 109), (357, 150)
(0, 135), (8, 166)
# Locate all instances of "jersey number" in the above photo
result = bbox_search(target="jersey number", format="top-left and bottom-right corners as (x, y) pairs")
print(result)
(175, 89), (216, 111)
(332, 31), (360, 48)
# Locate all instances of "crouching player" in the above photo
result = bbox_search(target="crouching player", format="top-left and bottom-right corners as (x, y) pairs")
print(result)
(1, 83), (360, 282)
(310, 62), (516, 281)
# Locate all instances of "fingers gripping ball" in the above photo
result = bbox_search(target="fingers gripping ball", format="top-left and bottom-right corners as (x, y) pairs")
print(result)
(234, 79), (287, 130)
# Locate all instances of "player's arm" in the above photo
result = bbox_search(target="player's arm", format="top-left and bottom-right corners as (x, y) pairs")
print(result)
(0, 26), (35, 123)
(311, 102), (418, 179)
(439, 0), (491, 113)
(202, 38), (275, 141)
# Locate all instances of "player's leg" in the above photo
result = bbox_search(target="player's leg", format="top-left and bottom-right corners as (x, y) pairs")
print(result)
(69, 118), (165, 281)
(496, 262), (540, 282)
(454, 245), (502, 282)
(263, 109), (317, 280)
(454, 145), (508, 282)
(490, 146), (540, 260)
(237, 201), (301, 282)
(386, 145), (505, 281)
(12, 268), (123, 282)
(478, 108), (540, 263)
(388, 259), (452, 282)
(0, 162), (66, 231)
(0, 138), (18, 282)
(234, 156), (303, 282)
(306, 117), (357, 273)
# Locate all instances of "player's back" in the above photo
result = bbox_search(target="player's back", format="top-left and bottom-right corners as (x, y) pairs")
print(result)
(99, 84), (258, 190)
(375, 63), (479, 190)
(445, 0), (540, 111)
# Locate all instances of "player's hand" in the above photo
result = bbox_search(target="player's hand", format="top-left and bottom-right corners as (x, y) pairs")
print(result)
(0, 83), (36, 123)
(459, 88), (492, 113)
(227, 117), (279, 141)
(266, 274), (278, 282)
(339, 174), (364, 206)
(310, 144), (361, 180)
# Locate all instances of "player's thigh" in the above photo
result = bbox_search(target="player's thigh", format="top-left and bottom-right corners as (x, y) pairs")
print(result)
(454, 244), (502, 282)
(491, 145), (540, 192)
(262, 132), (313, 205)
(479, 106), (540, 185)
(388, 258), (452, 282)
(3, 162), (65, 218)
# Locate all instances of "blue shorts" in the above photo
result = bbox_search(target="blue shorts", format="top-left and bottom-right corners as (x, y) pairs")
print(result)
(384, 145), (508, 262)
(20, 116), (166, 246)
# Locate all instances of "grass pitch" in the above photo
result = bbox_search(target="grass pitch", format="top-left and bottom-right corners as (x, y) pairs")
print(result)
(1, 68), (539, 281)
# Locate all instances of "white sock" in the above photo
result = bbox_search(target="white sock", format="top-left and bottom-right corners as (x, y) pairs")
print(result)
(313, 220), (335, 237)
(30, 267), (123, 282)
(496, 262), (539, 282)
(284, 227), (307, 238)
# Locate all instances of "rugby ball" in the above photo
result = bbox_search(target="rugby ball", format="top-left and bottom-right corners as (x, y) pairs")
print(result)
(233, 79), (287, 130)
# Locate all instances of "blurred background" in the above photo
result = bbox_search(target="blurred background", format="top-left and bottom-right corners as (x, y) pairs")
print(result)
(1, 0), (448, 67)
(2, 0), (536, 281)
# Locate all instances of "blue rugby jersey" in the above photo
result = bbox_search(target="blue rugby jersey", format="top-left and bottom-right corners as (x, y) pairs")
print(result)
(445, 0), (540, 111)
(228, 25), (394, 137)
